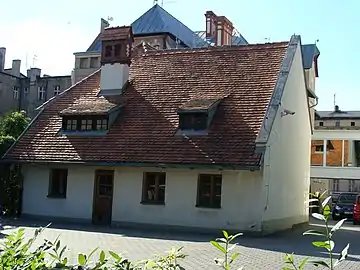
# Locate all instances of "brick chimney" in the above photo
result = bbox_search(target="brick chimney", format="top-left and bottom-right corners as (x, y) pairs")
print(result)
(99, 26), (134, 96)
(205, 11), (234, 46)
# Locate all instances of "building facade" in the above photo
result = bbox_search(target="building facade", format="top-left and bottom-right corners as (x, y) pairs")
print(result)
(0, 47), (71, 118)
(310, 105), (360, 195)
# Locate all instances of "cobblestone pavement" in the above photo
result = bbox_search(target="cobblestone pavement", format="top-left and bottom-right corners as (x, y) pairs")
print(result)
(1, 218), (360, 269)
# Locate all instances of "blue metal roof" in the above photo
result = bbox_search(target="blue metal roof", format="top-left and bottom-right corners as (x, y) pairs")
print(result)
(88, 4), (207, 52)
(301, 44), (320, 69)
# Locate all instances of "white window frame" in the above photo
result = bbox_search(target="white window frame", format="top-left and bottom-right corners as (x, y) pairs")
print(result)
(38, 86), (45, 100)
(54, 85), (61, 96)
(333, 179), (340, 192)
(13, 86), (19, 99)
(24, 87), (29, 95)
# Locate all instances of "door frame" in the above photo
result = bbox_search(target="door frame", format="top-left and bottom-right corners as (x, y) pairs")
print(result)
(92, 169), (115, 225)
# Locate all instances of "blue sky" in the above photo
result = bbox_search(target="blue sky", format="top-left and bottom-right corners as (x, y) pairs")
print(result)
(0, 0), (358, 110)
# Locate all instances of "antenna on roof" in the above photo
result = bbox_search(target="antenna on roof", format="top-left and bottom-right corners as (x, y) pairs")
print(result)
(333, 93), (336, 109)
(265, 37), (271, 43)
(153, 0), (158, 5)
(107, 16), (113, 21)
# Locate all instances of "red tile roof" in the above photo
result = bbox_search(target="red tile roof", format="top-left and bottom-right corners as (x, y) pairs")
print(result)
(4, 42), (288, 167)
(101, 26), (132, 41)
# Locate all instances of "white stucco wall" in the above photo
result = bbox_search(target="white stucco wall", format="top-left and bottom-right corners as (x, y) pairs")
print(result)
(261, 42), (311, 232)
(21, 165), (95, 220)
(21, 165), (264, 232)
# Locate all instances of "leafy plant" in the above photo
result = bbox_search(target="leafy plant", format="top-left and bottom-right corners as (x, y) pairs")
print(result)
(283, 191), (350, 269)
(211, 230), (243, 270)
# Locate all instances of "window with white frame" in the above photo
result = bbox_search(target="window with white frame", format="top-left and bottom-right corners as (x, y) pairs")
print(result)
(38, 86), (45, 100)
(23, 87), (29, 96)
(54, 85), (61, 96)
(13, 86), (19, 99)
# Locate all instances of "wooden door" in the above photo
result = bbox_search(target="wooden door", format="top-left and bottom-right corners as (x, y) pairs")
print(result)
(92, 170), (114, 225)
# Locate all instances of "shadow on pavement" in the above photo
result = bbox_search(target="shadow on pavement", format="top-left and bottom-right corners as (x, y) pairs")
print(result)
(1, 217), (360, 263)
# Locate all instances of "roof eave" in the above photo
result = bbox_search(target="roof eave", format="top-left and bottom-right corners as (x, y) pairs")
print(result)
(0, 159), (261, 171)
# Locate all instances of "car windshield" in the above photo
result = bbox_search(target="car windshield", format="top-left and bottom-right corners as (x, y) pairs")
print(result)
(338, 194), (357, 203)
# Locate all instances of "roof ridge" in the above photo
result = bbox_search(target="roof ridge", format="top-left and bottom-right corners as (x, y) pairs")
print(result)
(138, 41), (289, 56)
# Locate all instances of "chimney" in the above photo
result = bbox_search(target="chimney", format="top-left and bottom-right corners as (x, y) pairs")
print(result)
(0, 47), (5, 72)
(204, 11), (234, 46)
(335, 105), (340, 112)
(27, 67), (41, 82)
(100, 18), (110, 33)
(99, 26), (134, 96)
(11, 59), (21, 77)
(205, 11), (217, 39)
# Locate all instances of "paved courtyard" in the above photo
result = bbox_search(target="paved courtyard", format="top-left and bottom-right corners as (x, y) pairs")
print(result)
(1, 218), (360, 269)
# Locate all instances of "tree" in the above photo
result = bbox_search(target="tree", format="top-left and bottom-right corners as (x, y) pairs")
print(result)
(0, 110), (30, 216)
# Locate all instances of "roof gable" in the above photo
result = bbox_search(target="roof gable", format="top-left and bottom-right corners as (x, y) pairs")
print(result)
(5, 42), (288, 168)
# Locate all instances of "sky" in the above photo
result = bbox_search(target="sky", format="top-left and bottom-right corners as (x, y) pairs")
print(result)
(0, 0), (358, 111)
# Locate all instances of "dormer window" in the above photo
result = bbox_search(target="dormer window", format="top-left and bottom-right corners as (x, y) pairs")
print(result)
(59, 100), (121, 135)
(177, 98), (222, 134)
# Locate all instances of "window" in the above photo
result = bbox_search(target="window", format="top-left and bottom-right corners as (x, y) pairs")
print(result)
(79, 58), (88, 69)
(54, 85), (61, 96)
(66, 119), (77, 130)
(23, 87), (29, 96)
(351, 121), (355, 127)
(96, 119), (108, 130)
(114, 44), (121, 57)
(179, 113), (208, 130)
(197, 174), (222, 208)
(315, 145), (324, 153)
(48, 169), (68, 198)
(319, 121), (324, 127)
(333, 179), (339, 192)
(62, 116), (109, 132)
(335, 121), (340, 128)
(13, 86), (19, 99)
(105, 45), (113, 57)
(81, 119), (93, 130)
(90, 57), (99, 68)
(38, 86), (45, 100)
(142, 172), (166, 204)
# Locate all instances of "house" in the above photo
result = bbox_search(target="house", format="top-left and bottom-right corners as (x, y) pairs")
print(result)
(310, 105), (360, 195)
(0, 47), (71, 118)
(2, 26), (314, 235)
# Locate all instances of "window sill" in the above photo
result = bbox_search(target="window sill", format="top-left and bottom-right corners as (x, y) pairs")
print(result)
(59, 130), (108, 136)
(47, 194), (66, 199)
(195, 205), (221, 209)
(141, 201), (165, 206)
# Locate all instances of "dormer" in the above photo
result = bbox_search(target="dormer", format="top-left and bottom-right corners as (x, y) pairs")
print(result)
(176, 98), (222, 135)
(59, 99), (122, 135)
(99, 26), (134, 96)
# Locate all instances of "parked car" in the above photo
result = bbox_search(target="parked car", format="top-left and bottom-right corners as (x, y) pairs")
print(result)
(353, 194), (360, 225)
(332, 192), (358, 221)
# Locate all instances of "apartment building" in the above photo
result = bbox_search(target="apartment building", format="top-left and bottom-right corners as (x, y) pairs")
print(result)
(310, 105), (360, 194)
(0, 47), (71, 118)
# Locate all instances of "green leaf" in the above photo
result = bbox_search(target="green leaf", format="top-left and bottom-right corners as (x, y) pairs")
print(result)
(88, 247), (98, 259)
(312, 213), (326, 221)
(100, 250), (106, 262)
(216, 237), (227, 243)
(309, 260), (330, 268)
(78, 254), (86, 265)
(334, 243), (350, 267)
(303, 230), (326, 237)
(322, 196), (332, 208)
(230, 252), (239, 263)
(299, 257), (309, 270)
(312, 241), (330, 249)
(284, 253), (294, 263)
(331, 218), (347, 233)
(210, 240), (226, 254)
(323, 205), (331, 219)
(222, 230), (229, 239)
(282, 268), (294, 270)
(55, 239), (60, 251)
(62, 257), (68, 265)
(109, 250), (121, 261)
